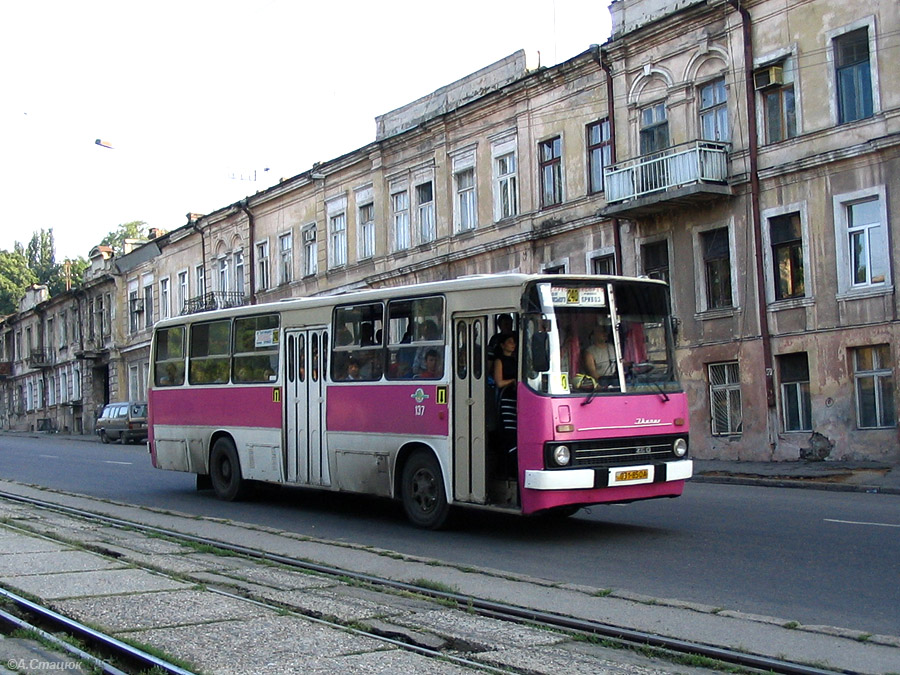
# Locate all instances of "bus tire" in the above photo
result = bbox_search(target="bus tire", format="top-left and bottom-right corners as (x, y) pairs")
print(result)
(401, 450), (450, 530)
(209, 437), (247, 501)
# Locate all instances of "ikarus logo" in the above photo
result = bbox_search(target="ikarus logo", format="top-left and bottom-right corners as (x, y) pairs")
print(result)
(635, 418), (662, 425)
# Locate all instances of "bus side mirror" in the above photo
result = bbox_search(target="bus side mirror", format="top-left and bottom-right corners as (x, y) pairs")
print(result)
(531, 332), (550, 372)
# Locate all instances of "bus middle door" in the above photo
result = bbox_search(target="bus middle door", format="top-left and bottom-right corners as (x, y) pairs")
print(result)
(285, 328), (330, 486)
(452, 315), (488, 504)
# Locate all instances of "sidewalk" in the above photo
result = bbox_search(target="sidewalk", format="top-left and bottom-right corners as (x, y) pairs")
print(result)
(0, 478), (899, 674)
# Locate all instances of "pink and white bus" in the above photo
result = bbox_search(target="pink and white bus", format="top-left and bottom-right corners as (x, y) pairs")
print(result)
(149, 274), (691, 528)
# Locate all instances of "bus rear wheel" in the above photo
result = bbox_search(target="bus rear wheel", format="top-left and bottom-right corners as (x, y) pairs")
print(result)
(209, 437), (247, 501)
(401, 450), (450, 529)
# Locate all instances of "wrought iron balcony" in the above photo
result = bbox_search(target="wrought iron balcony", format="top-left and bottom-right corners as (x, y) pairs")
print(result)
(602, 140), (732, 217)
(26, 350), (53, 368)
(182, 291), (246, 316)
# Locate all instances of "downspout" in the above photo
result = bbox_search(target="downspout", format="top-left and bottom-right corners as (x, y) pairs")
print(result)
(595, 46), (623, 271)
(239, 200), (257, 305)
(188, 215), (207, 302)
(727, 0), (775, 408)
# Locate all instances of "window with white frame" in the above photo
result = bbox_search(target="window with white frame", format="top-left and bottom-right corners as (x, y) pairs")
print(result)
(709, 361), (742, 435)
(217, 255), (229, 293)
(416, 182), (435, 243)
(853, 345), (895, 429)
(143, 280), (154, 329)
(256, 241), (270, 290)
(195, 265), (205, 298)
(587, 119), (611, 194)
(452, 149), (477, 232)
(392, 189), (410, 250)
(699, 78), (729, 142)
(60, 369), (68, 403)
(778, 352), (812, 432)
(833, 188), (889, 294)
(177, 271), (188, 314)
(330, 212), (347, 267)
(279, 233), (293, 284)
(128, 287), (140, 334)
(491, 135), (518, 221)
(73, 366), (81, 400)
(832, 26), (874, 125)
(539, 136), (563, 208)
(234, 250), (244, 295)
(302, 224), (318, 276)
(48, 374), (56, 406)
(359, 202), (375, 259)
(768, 211), (805, 301)
(159, 278), (170, 320)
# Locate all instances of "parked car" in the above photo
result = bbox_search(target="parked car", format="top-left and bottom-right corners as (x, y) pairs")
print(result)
(96, 402), (148, 444)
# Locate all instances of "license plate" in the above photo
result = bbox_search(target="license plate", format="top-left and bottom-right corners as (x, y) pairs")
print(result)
(615, 469), (649, 483)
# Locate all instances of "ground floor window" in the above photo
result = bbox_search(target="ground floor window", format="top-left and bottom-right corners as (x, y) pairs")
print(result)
(778, 353), (811, 431)
(709, 361), (741, 435)
(853, 345), (895, 429)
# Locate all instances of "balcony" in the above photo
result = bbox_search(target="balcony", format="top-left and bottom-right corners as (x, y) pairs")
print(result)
(0, 361), (12, 378)
(182, 291), (246, 316)
(26, 350), (53, 368)
(602, 140), (732, 218)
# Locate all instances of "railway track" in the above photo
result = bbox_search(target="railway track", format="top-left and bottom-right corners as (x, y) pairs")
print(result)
(0, 490), (855, 675)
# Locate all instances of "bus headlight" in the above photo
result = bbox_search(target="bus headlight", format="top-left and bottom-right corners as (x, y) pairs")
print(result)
(673, 438), (688, 458)
(552, 445), (571, 466)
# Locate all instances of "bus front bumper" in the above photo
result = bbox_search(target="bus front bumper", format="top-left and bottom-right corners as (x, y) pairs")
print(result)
(524, 459), (693, 491)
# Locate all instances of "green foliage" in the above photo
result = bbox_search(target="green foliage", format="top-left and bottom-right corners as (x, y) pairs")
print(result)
(100, 220), (148, 255)
(0, 249), (38, 315)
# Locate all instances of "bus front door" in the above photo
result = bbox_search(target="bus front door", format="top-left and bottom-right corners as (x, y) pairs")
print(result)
(452, 315), (488, 504)
(285, 329), (330, 486)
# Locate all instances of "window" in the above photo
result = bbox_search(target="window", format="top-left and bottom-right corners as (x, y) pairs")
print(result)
(60, 369), (68, 403)
(759, 58), (797, 144)
(160, 278), (170, 320)
(848, 198), (885, 288)
(769, 212), (805, 300)
(642, 240), (669, 284)
(853, 345), (895, 428)
(702, 228), (732, 309)
(699, 78), (729, 142)
(195, 265), (205, 297)
(154, 325), (185, 387)
(177, 271), (188, 315)
(591, 254), (616, 276)
(709, 362), (742, 435)
(234, 250), (244, 295)
(329, 212), (347, 267)
(385, 296), (445, 380)
(392, 190), (410, 250)
(129, 289), (140, 334)
(143, 283), (154, 329)
(640, 102), (669, 155)
(256, 241), (270, 290)
(279, 233), (293, 283)
(779, 353), (812, 432)
(302, 225), (318, 276)
(359, 203), (375, 259)
(834, 27), (873, 124)
(332, 303), (384, 381)
(494, 153), (518, 220)
(455, 168), (476, 231)
(233, 314), (280, 383)
(587, 119), (611, 194)
(539, 137), (562, 208)
(189, 319), (231, 384)
(217, 255), (229, 293)
(416, 182), (436, 243)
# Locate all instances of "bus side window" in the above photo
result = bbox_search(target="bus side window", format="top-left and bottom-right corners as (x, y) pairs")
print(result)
(189, 319), (231, 384)
(233, 314), (280, 383)
(386, 296), (445, 380)
(331, 303), (383, 381)
(154, 325), (185, 386)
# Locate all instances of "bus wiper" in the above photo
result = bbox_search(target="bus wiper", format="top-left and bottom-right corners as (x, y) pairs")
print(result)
(629, 363), (670, 402)
(581, 381), (600, 406)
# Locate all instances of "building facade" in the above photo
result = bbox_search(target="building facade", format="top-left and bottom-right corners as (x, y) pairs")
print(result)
(1, 0), (897, 463)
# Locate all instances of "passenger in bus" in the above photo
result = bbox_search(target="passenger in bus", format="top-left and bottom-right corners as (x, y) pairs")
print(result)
(584, 327), (617, 381)
(487, 313), (514, 373)
(412, 320), (441, 376)
(415, 349), (442, 379)
(493, 333), (518, 476)
(346, 357), (362, 380)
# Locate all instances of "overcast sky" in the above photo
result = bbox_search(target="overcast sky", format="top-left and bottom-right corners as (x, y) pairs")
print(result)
(0, 1), (611, 260)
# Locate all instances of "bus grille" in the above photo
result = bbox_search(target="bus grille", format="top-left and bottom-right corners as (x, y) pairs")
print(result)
(568, 435), (683, 468)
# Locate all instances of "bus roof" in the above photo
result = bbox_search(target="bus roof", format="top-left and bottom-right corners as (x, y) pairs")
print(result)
(154, 273), (667, 329)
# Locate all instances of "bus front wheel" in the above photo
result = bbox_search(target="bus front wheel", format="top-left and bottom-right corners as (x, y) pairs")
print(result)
(401, 450), (450, 530)
(210, 437), (247, 501)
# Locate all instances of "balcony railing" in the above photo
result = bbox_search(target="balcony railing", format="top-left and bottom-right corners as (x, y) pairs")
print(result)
(604, 140), (731, 206)
(182, 291), (246, 316)
(26, 350), (53, 368)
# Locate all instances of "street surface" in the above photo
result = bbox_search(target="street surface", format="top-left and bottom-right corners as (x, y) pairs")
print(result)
(1, 434), (898, 636)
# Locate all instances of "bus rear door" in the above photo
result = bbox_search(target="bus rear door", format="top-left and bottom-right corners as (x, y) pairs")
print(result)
(452, 314), (488, 504)
(285, 328), (330, 486)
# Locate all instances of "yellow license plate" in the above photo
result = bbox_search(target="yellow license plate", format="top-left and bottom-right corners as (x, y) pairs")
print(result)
(615, 469), (649, 482)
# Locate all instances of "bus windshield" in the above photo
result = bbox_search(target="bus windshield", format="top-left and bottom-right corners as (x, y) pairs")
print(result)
(523, 280), (679, 396)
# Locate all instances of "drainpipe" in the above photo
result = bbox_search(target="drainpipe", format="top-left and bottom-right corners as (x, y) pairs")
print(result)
(239, 200), (257, 305)
(188, 215), (207, 301)
(727, 0), (775, 408)
(595, 46), (623, 272)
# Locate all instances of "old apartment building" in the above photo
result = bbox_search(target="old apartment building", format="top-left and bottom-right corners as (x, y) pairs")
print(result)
(1, 0), (897, 463)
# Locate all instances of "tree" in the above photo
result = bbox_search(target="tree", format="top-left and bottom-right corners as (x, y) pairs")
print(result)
(0, 250), (38, 316)
(24, 228), (56, 284)
(100, 221), (148, 255)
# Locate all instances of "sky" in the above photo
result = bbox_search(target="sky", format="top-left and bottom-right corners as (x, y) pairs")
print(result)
(1, 1), (612, 261)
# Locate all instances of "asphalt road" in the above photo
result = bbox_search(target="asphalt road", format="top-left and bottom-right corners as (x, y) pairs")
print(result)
(2, 433), (898, 636)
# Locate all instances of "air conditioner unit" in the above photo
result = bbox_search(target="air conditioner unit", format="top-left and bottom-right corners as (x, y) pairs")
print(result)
(302, 228), (316, 243)
(754, 65), (784, 90)
(130, 298), (144, 313)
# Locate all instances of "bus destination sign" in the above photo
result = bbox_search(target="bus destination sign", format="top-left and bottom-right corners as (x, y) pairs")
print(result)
(550, 287), (606, 307)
